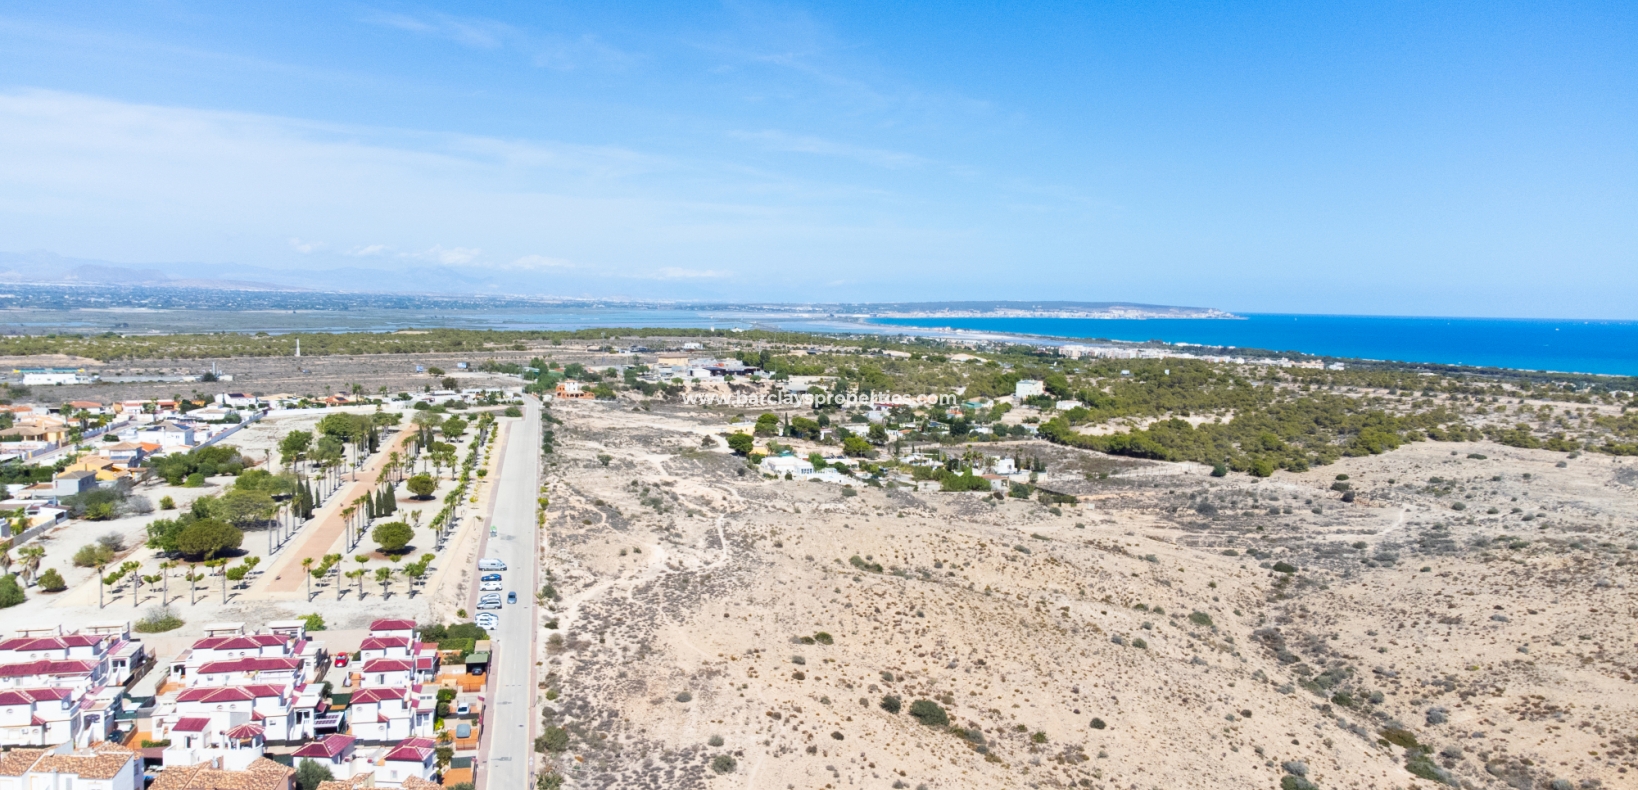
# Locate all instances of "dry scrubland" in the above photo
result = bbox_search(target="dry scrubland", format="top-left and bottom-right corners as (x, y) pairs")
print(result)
(535, 400), (1636, 790)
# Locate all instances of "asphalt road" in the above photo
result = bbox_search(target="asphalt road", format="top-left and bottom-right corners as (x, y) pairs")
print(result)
(479, 398), (540, 790)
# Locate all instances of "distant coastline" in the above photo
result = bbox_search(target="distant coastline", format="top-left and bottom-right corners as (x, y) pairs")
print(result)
(868, 313), (1638, 378)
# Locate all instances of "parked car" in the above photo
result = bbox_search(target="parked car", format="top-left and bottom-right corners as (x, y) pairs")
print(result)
(480, 573), (502, 582)
(478, 559), (507, 571)
(332, 654), (349, 668)
(474, 613), (499, 629)
(478, 593), (502, 604)
(507, 591), (517, 604)
(476, 601), (502, 610)
(480, 581), (503, 591)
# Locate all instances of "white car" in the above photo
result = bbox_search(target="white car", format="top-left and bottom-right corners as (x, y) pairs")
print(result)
(478, 593), (502, 604)
(479, 581), (503, 591)
(476, 601), (503, 610)
(474, 613), (499, 629)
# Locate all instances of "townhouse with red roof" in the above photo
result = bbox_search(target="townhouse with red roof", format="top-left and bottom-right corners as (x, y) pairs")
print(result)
(344, 686), (435, 742)
(167, 625), (323, 687)
(159, 716), (269, 771)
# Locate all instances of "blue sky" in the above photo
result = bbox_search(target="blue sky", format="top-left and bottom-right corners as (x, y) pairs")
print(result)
(0, 2), (1634, 316)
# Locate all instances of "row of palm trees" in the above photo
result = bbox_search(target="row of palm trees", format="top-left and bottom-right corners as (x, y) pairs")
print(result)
(91, 555), (260, 608)
(299, 551), (437, 602)
(0, 543), (46, 585)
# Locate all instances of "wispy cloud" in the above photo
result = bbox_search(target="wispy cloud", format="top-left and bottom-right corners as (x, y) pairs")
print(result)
(360, 8), (635, 71)
(647, 267), (731, 280)
(406, 245), (482, 265)
(361, 10), (508, 49)
(288, 237), (325, 253)
(346, 244), (389, 257)
(506, 254), (575, 270)
(729, 130), (927, 169)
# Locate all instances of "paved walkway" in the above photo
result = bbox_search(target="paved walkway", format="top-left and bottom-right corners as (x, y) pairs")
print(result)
(265, 429), (416, 593)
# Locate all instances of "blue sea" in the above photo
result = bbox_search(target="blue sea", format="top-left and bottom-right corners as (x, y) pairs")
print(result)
(869, 314), (1638, 377)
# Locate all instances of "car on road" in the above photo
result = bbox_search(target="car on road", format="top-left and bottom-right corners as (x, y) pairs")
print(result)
(474, 613), (499, 629)
(478, 559), (507, 571)
(479, 581), (503, 591)
(507, 591), (517, 604)
(478, 594), (502, 604)
(476, 601), (502, 610)
(479, 573), (502, 582)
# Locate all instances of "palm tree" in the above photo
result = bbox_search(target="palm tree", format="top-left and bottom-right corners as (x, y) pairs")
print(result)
(158, 561), (173, 607)
(301, 557), (314, 601)
(206, 558), (230, 604)
(16, 545), (45, 587)
(374, 566), (393, 599)
(187, 562), (201, 605)
(0, 541), (11, 578)
(96, 562), (108, 608)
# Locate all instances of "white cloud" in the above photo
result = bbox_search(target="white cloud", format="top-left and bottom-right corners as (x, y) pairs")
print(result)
(507, 254), (575, 270)
(360, 10), (507, 49)
(361, 9), (635, 71)
(407, 245), (482, 265)
(0, 89), (995, 300)
(729, 130), (927, 169)
(648, 267), (730, 279)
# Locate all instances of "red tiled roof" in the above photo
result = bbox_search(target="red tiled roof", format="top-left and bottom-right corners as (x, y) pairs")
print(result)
(348, 687), (408, 704)
(292, 734), (355, 759)
(193, 635), (287, 651)
(172, 717), (211, 733)
(196, 657), (300, 674)
(225, 723), (264, 740)
(368, 619), (417, 633)
(383, 739), (436, 763)
(360, 658), (412, 673)
(359, 636), (409, 651)
(0, 688), (73, 705)
(176, 686), (254, 703)
(0, 659), (98, 679)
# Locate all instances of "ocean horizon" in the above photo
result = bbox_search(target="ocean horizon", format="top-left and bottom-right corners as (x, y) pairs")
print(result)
(869, 313), (1638, 377)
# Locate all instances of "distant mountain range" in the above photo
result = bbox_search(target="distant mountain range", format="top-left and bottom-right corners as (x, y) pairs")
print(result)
(0, 250), (532, 296)
(0, 250), (1230, 319)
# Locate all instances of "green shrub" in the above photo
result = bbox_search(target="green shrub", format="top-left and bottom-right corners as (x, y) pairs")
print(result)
(707, 735), (724, 747)
(1380, 727), (1420, 750)
(1188, 611), (1213, 627)
(302, 613), (326, 631)
(74, 543), (115, 567)
(535, 726), (569, 753)
(371, 521), (414, 553)
(1272, 561), (1298, 574)
(879, 695), (902, 714)
(135, 606), (184, 633)
(813, 631), (833, 645)
(848, 555), (883, 573)
(908, 700), (948, 727)
(0, 575), (24, 608)
(36, 568), (65, 592)
(710, 755), (736, 774)
(1280, 775), (1319, 790)
(1089, 718), (1106, 729)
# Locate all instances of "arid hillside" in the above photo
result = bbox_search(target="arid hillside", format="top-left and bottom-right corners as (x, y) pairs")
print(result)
(531, 398), (1637, 790)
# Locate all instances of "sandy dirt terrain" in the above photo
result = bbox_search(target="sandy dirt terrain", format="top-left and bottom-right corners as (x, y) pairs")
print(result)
(529, 397), (1636, 790)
